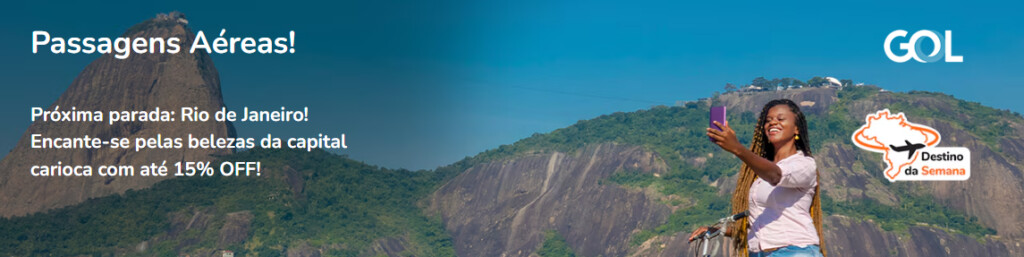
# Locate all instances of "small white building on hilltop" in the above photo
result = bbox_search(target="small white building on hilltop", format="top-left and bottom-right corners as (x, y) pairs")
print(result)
(824, 77), (842, 87)
(740, 85), (762, 92)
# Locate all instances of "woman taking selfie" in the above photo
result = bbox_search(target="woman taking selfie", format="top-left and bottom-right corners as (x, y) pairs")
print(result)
(692, 99), (826, 257)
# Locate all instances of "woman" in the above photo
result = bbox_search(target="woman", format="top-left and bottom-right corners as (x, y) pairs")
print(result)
(691, 99), (826, 257)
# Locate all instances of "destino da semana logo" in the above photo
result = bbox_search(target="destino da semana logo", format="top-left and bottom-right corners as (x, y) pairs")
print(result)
(851, 109), (970, 182)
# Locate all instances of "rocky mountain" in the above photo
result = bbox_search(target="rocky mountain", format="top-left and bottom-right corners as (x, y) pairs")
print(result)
(715, 87), (839, 115)
(3, 82), (1022, 256)
(429, 86), (1024, 257)
(428, 143), (670, 257)
(2, 15), (1022, 255)
(0, 13), (235, 217)
(719, 87), (1024, 238)
(0, 148), (457, 257)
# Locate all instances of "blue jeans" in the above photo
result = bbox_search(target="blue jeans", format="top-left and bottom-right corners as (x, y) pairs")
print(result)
(749, 245), (823, 257)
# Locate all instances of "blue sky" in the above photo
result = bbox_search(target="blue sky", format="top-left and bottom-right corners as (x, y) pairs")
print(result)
(1, 0), (1022, 170)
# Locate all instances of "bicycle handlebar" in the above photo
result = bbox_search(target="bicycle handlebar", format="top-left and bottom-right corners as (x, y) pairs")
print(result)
(723, 211), (748, 222)
(689, 211), (748, 257)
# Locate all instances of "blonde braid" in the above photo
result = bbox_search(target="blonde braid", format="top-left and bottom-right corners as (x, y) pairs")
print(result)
(729, 119), (764, 256)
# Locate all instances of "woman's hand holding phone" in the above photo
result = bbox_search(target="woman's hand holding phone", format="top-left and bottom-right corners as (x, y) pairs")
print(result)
(707, 120), (744, 155)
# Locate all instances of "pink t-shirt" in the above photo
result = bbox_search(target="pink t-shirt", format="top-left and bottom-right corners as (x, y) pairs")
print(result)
(747, 151), (820, 252)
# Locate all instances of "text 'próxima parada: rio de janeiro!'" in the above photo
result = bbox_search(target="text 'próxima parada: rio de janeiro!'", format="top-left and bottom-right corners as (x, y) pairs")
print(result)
(28, 106), (347, 152)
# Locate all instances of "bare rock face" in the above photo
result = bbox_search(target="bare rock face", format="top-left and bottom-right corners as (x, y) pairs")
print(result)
(915, 120), (1024, 238)
(718, 88), (1024, 239)
(717, 87), (839, 115)
(151, 207), (252, 257)
(428, 143), (671, 257)
(0, 13), (234, 217)
(431, 88), (1024, 256)
(359, 236), (410, 257)
(218, 211), (253, 248)
(838, 91), (1024, 238)
(822, 215), (1024, 257)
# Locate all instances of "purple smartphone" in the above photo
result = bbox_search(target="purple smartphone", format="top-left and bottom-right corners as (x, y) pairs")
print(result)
(709, 106), (726, 142)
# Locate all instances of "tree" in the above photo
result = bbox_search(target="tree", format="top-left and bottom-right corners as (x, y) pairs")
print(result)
(751, 77), (769, 88)
(779, 78), (794, 87)
(807, 77), (826, 87)
(840, 79), (854, 87)
(724, 83), (736, 93)
(793, 79), (806, 86)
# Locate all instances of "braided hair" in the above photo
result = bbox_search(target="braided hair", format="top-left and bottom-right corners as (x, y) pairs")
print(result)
(729, 99), (826, 256)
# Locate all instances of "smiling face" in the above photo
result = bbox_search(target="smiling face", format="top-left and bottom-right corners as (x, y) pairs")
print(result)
(763, 104), (800, 146)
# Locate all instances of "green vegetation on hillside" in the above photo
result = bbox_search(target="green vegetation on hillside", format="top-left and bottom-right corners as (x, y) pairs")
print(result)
(0, 149), (455, 256)
(536, 230), (577, 257)
(889, 91), (1018, 152)
(816, 86), (1002, 238)
(822, 192), (996, 237)
(0, 80), (1012, 256)
(480, 83), (1001, 243)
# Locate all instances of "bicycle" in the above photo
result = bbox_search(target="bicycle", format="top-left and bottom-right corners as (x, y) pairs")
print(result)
(687, 211), (747, 257)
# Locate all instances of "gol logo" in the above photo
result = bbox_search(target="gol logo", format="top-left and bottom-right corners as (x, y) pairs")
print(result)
(851, 109), (970, 182)
(884, 30), (964, 63)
